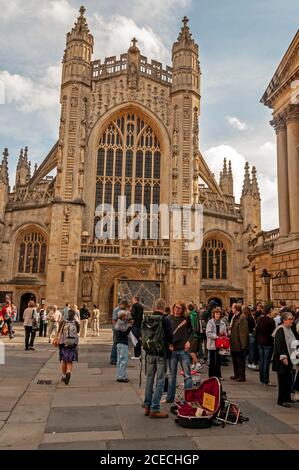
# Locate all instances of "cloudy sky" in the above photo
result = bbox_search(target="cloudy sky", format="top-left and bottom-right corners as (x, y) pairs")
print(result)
(0, 0), (298, 229)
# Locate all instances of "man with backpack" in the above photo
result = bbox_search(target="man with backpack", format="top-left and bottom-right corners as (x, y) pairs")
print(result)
(142, 298), (172, 419)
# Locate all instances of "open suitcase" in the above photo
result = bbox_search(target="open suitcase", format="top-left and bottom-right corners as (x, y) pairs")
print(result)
(175, 377), (222, 428)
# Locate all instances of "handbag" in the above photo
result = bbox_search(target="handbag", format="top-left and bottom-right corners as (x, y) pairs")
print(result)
(31, 309), (39, 331)
(215, 336), (230, 350)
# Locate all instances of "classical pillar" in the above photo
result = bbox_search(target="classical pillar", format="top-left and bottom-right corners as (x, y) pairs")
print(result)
(286, 104), (299, 234)
(271, 114), (290, 236)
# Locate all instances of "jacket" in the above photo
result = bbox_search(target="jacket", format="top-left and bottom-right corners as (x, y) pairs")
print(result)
(131, 302), (144, 327)
(206, 319), (227, 350)
(230, 312), (249, 352)
(255, 315), (275, 347)
(23, 307), (39, 327)
(272, 326), (293, 374)
(168, 315), (193, 351)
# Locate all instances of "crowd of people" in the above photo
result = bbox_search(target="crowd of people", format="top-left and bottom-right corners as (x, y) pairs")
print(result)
(109, 298), (299, 418)
(1, 297), (299, 408)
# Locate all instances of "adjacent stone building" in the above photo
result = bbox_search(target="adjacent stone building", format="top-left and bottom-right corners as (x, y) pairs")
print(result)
(248, 30), (299, 306)
(0, 8), (261, 319)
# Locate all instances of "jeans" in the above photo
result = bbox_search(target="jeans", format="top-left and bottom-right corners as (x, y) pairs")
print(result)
(248, 333), (256, 364)
(258, 345), (273, 384)
(144, 355), (167, 412)
(39, 321), (47, 337)
(24, 326), (36, 350)
(116, 343), (128, 380)
(132, 325), (141, 358)
(110, 329), (117, 364)
(4, 319), (13, 337)
(167, 350), (192, 402)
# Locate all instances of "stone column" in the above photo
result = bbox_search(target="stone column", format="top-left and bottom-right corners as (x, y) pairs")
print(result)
(286, 104), (299, 234)
(271, 114), (290, 237)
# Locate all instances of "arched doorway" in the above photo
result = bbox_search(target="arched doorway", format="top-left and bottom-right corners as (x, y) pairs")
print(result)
(19, 293), (36, 321)
(208, 297), (222, 308)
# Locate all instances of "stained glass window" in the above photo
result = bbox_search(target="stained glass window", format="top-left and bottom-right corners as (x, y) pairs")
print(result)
(95, 112), (161, 240)
(17, 232), (47, 274)
(202, 239), (227, 280)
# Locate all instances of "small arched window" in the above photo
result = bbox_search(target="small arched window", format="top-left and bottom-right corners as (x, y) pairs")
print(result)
(202, 239), (227, 280)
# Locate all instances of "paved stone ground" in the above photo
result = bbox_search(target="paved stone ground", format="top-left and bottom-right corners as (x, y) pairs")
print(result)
(0, 324), (298, 450)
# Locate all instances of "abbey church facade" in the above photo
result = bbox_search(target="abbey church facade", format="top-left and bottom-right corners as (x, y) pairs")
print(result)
(0, 7), (261, 319)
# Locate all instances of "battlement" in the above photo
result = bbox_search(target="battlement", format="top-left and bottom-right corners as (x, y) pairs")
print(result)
(92, 54), (172, 85)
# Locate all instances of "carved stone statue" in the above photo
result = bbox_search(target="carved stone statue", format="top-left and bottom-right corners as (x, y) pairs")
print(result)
(80, 124), (86, 146)
(173, 130), (178, 151)
(82, 276), (92, 297)
(172, 152), (178, 170)
(128, 62), (138, 89)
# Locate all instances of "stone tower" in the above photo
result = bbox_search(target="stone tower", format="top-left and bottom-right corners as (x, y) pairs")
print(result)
(0, 148), (9, 225)
(45, 6), (94, 305)
(168, 17), (201, 303)
(15, 147), (30, 188)
(240, 162), (261, 233)
(219, 158), (233, 196)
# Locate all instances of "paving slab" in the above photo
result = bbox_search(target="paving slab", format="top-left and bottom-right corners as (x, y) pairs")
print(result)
(8, 405), (50, 424)
(51, 389), (141, 407)
(39, 440), (107, 450)
(271, 410), (299, 425)
(0, 423), (45, 448)
(235, 401), (296, 434)
(109, 437), (198, 450)
(41, 430), (123, 444)
(116, 405), (188, 440)
(46, 406), (122, 433)
(0, 412), (9, 421)
(18, 391), (54, 406)
(275, 433), (299, 450)
(193, 434), (293, 450)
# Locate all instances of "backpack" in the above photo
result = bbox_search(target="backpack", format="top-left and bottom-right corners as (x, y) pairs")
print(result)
(141, 315), (165, 356)
(62, 321), (78, 347)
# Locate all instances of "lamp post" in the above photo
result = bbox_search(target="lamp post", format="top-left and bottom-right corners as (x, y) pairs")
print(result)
(260, 269), (288, 302)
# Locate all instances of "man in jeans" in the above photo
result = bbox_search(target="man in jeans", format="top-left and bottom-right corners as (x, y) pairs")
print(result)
(110, 300), (128, 365)
(143, 298), (172, 419)
(164, 300), (193, 403)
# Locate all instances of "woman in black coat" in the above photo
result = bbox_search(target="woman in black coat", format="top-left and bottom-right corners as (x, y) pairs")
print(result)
(272, 312), (296, 407)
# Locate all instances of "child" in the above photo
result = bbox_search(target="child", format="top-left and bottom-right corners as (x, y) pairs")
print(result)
(114, 310), (132, 383)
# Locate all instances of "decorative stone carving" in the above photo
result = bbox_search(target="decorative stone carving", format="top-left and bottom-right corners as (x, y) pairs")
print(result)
(173, 130), (178, 152)
(64, 206), (71, 222)
(82, 276), (92, 297)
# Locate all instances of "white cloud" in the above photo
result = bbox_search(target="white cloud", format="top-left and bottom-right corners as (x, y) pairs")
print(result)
(92, 14), (170, 66)
(37, 0), (77, 23)
(226, 116), (248, 131)
(203, 144), (278, 230)
(0, 68), (60, 112)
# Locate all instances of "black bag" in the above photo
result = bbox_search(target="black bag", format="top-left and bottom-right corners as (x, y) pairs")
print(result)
(141, 315), (165, 356)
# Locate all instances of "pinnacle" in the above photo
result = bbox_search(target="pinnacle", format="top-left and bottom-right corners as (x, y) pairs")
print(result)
(79, 5), (86, 16)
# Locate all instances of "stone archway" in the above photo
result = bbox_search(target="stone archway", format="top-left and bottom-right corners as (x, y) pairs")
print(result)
(19, 292), (36, 321)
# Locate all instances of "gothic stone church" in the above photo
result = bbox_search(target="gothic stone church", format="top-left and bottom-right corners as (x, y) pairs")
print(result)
(0, 8), (261, 320)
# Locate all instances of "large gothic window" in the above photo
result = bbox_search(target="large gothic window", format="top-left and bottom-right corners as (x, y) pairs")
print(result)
(201, 239), (227, 280)
(17, 231), (47, 274)
(95, 112), (161, 239)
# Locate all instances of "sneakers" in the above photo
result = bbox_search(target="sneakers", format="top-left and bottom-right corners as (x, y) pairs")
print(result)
(61, 375), (66, 383)
(248, 363), (258, 370)
(117, 378), (129, 383)
(131, 356), (141, 360)
(29, 347), (36, 351)
(64, 372), (71, 385)
(150, 411), (168, 419)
